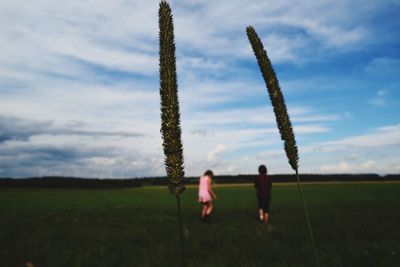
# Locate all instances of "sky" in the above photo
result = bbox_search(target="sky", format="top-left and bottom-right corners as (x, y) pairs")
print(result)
(0, 0), (399, 178)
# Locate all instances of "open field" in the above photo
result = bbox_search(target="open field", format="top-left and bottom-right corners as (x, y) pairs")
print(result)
(1, 182), (399, 267)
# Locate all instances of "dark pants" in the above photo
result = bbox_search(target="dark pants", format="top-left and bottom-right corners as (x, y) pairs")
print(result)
(257, 196), (271, 213)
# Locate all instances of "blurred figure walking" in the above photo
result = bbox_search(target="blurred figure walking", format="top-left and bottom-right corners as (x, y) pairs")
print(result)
(198, 170), (217, 221)
(255, 165), (272, 224)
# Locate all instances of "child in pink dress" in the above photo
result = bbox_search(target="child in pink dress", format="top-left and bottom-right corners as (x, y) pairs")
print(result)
(198, 170), (217, 220)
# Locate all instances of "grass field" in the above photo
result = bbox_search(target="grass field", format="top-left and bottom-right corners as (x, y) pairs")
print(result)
(1, 182), (399, 267)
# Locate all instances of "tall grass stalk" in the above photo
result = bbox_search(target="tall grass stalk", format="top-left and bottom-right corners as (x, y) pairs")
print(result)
(159, 1), (186, 266)
(246, 26), (320, 267)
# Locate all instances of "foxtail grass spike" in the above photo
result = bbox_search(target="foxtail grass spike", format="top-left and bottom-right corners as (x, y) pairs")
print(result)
(159, 0), (185, 195)
(159, 2), (186, 266)
(246, 26), (299, 172)
(246, 26), (319, 267)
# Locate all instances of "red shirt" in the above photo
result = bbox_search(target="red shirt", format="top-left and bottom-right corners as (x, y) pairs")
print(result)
(254, 174), (272, 198)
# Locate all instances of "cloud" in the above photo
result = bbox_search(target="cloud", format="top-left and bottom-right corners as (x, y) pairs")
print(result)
(183, 104), (336, 130)
(296, 124), (400, 175)
(369, 89), (388, 107)
(294, 125), (330, 134)
(256, 150), (286, 160)
(316, 124), (400, 150)
(0, 115), (144, 144)
(0, 0), (398, 177)
(171, 0), (375, 62)
(47, 36), (158, 76)
(365, 57), (400, 78)
(293, 114), (340, 123)
(320, 160), (376, 173)
(0, 0), (390, 90)
(190, 129), (210, 137)
(0, 113), (162, 178)
(0, 132), (164, 178)
(0, 116), (52, 142)
(0, 82), (160, 129)
(207, 144), (227, 162)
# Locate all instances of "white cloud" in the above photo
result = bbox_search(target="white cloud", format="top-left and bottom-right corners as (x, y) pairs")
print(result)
(171, 0), (374, 61)
(0, 0), (398, 177)
(320, 160), (376, 173)
(317, 124), (400, 150)
(297, 124), (400, 175)
(0, 82), (159, 124)
(293, 114), (340, 123)
(369, 89), (388, 107)
(207, 144), (227, 162)
(48, 35), (158, 75)
(294, 125), (330, 134)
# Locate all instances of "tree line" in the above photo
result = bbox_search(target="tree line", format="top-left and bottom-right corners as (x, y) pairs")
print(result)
(0, 174), (398, 189)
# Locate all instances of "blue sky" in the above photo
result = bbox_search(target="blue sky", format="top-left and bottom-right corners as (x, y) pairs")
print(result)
(0, 0), (399, 178)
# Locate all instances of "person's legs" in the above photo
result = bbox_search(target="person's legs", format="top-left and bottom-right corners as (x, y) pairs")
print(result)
(263, 197), (271, 224)
(264, 212), (269, 224)
(205, 201), (213, 215)
(201, 203), (208, 218)
(257, 197), (264, 221)
(259, 209), (264, 221)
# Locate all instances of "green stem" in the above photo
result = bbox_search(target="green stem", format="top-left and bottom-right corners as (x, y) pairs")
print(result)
(295, 170), (320, 267)
(176, 194), (186, 267)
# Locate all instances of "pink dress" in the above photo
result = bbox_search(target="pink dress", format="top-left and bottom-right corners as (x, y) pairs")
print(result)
(198, 175), (212, 203)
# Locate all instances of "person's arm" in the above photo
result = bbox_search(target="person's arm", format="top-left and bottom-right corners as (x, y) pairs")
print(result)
(208, 177), (217, 199)
(268, 176), (272, 189)
(198, 177), (202, 202)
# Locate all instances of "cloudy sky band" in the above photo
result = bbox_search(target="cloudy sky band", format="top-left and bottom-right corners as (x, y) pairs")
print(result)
(0, 0), (399, 177)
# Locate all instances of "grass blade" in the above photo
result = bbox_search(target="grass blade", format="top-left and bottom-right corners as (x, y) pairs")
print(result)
(246, 26), (298, 172)
(246, 25), (319, 267)
(159, 1), (186, 266)
(159, 1), (185, 195)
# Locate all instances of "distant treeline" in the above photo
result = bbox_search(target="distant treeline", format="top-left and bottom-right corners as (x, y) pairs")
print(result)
(214, 173), (400, 184)
(0, 174), (399, 189)
(0, 177), (142, 189)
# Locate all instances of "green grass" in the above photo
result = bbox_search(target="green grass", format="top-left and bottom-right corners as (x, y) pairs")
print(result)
(1, 182), (399, 266)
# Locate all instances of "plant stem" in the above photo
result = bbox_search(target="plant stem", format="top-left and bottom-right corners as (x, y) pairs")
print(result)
(295, 170), (320, 267)
(176, 194), (186, 267)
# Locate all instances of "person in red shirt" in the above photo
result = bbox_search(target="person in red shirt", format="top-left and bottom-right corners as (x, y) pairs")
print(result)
(254, 165), (272, 224)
